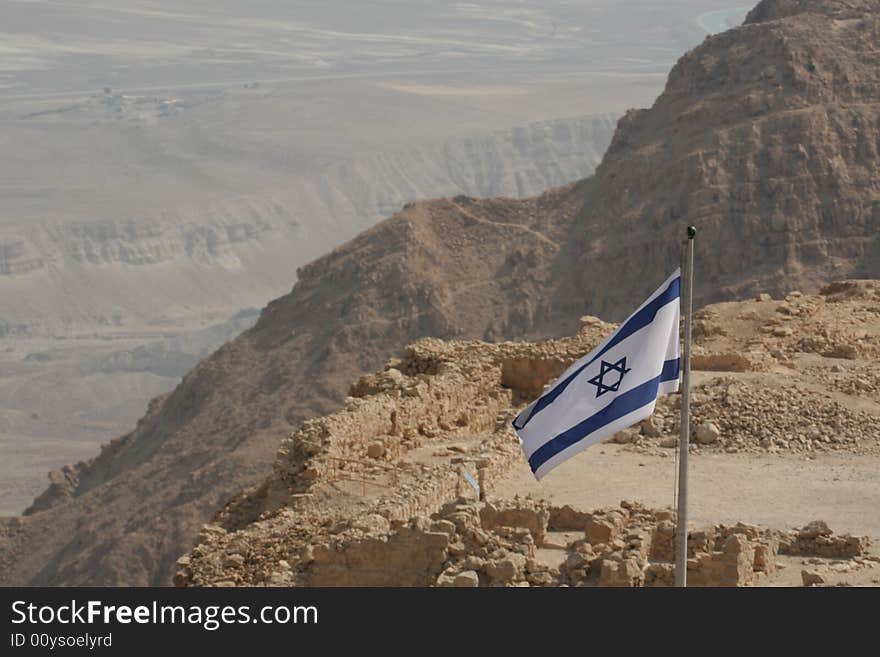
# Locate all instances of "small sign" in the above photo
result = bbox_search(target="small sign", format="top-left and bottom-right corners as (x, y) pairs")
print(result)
(461, 469), (480, 497)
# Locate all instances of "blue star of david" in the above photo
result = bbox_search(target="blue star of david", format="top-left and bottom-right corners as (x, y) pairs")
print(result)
(588, 357), (631, 397)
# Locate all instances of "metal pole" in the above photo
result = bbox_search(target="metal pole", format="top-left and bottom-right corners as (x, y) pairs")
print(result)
(675, 226), (696, 587)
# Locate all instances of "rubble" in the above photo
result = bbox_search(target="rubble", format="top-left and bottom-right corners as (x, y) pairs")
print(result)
(629, 378), (880, 456)
(618, 283), (880, 456)
(780, 521), (870, 559)
(176, 492), (871, 587)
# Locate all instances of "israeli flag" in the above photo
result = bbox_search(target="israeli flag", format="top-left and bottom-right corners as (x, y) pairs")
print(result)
(513, 269), (681, 479)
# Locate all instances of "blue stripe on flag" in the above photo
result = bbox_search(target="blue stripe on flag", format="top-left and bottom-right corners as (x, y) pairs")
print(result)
(661, 356), (680, 382)
(527, 357), (680, 473)
(513, 276), (680, 430)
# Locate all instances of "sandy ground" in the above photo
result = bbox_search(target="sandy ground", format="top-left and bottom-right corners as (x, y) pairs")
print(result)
(495, 446), (880, 536)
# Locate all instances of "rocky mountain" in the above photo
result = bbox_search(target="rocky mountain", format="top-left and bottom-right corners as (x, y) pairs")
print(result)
(2, 0), (879, 585)
(550, 0), (880, 317)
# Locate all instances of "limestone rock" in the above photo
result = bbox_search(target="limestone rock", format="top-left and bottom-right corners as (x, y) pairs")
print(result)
(694, 422), (720, 445)
(801, 570), (825, 586)
(585, 516), (621, 544)
(612, 429), (637, 444)
(640, 417), (662, 438)
(486, 553), (527, 585)
(598, 558), (645, 587)
(798, 520), (832, 539)
(453, 570), (480, 588)
(548, 505), (591, 532)
(644, 563), (675, 587)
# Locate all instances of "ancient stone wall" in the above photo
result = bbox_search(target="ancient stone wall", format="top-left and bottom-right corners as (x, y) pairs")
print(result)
(283, 499), (873, 588)
(176, 283), (880, 587)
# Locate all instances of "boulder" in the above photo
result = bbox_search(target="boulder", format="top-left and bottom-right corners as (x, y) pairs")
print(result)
(453, 571), (480, 588)
(694, 422), (720, 445)
(798, 520), (832, 539)
(367, 441), (386, 459)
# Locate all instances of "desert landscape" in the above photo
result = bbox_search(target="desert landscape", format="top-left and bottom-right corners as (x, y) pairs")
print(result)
(0, 0), (738, 516)
(1, 0), (879, 588)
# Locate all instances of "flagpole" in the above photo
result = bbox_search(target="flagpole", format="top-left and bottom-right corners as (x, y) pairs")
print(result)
(675, 226), (696, 587)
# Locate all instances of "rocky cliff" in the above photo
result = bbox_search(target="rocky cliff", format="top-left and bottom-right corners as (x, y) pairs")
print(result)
(2, 0), (878, 585)
(551, 0), (880, 318)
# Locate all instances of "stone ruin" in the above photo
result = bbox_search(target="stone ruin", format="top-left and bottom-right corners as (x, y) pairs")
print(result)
(612, 282), (880, 456)
(178, 496), (873, 587)
(175, 317), (618, 587)
(174, 281), (880, 587)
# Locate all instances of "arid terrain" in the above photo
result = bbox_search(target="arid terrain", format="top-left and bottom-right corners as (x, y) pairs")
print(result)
(0, 115), (617, 516)
(175, 280), (880, 587)
(0, 0), (733, 514)
(1, 0), (878, 586)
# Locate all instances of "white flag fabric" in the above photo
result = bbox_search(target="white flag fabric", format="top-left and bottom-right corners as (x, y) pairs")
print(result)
(513, 269), (681, 479)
